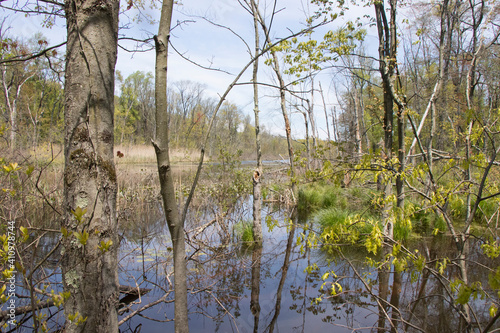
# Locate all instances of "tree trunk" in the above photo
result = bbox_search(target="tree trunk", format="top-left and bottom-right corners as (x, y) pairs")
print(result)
(302, 111), (310, 170)
(276, 62), (297, 197)
(251, 0), (263, 244)
(268, 215), (296, 333)
(375, 2), (396, 330)
(375, 0), (395, 242)
(250, 244), (262, 333)
(353, 84), (362, 161)
(319, 82), (331, 143)
(308, 78), (318, 168)
(153, 1), (190, 332)
(62, 0), (119, 331)
(257, 12), (297, 198)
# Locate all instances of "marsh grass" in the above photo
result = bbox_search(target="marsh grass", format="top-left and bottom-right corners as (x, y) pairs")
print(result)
(232, 220), (254, 243)
(299, 183), (438, 243)
(316, 207), (374, 234)
(114, 145), (199, 164)
(298, 183), (376, 219)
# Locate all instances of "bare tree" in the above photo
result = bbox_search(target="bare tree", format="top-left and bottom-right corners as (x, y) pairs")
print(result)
(152, 1), (190, 332)
(249, 0), (263, 243)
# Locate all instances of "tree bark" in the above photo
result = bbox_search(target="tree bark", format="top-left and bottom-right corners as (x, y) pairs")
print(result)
(319, 82), (331, 143)
(251, 0), (263, 244)
(374, 2), (397, 330)
(153, 1), (190, 332)
(250, 244), (262, 333)
(375, 0), (395, 242)
(353, 83), (362, 161)
(62, 0), (119, 331)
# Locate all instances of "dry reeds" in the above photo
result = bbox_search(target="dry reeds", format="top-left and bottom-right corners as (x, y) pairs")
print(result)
(114, 145), (199, 164)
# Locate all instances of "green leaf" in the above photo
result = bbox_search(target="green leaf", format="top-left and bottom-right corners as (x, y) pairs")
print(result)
(71, 207), (87, 223)
(74, 231), (89, 246)
(19, 226), (29, 242)
(456, 284), (472, 305)
(490, 304), (498, 318)
(98, 240), (113, 253)
(61, 227), (69, 238)
(25, 165), (35, 176)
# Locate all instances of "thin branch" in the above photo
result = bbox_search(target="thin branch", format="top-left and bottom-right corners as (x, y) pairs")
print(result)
(169, 41), (233, 75)
(0, 42), (66, 65)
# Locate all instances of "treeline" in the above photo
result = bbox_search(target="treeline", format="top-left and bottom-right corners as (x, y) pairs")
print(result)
(0, 31), (65, 151)
(0, 39), (288, 159)
(114, 72), (288, 159)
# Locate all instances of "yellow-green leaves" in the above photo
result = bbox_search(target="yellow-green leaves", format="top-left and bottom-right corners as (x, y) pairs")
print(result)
(330, 282), (342, 296)
(488, 267), (500, 290)
(2, 162), (21, 173)
(67, 312), (87, 325)
(490, 304), (498, 318)
(61, 227), (70, 238)
(19, 226), (29, 243)
(25, 165), (34, 177)
(392, 257), (407, 273)
(268, 25), (365, 80)
(51, 290), (70, 307)
(452, 280), (484, 306)
(365, 224), (382, 254)
(71, 207), (87, 224)
(413, 253), (426, 272)
(69, 207), (90, 246)
(304, 263), (319, 274)
(436, 258), (449, 275)
(74, 231), (89, 246)
(2, 267), (14, 280)
(0, 285), (7, 303)
(98, 240), (113, 253)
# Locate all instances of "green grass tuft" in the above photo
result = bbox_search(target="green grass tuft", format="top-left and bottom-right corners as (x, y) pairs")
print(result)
(233, 221), (254, 243)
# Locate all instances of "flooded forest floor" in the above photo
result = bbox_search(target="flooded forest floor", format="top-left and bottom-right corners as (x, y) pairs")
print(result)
(3, 156), (500, 333)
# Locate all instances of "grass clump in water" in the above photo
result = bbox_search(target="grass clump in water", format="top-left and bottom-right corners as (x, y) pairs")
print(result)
(233, 221), (254, 243)
(298, 183), (377, 220)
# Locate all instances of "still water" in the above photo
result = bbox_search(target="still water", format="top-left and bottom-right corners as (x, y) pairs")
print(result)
(118, 199), (378, 333)
(6, 160), (500, 332)
(115, 193), (500, 333)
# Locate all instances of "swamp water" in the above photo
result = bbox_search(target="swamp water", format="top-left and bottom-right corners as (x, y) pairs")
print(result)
(116, 195), (499, 333)
(118, 199), (378, 333)
(7, 164), (500, 332)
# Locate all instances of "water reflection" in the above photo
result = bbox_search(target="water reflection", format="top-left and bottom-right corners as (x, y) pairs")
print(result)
(117, 195), (500, 333)
(250, 244), (262, 333)
(118, 201), (378, 332)
(11, 193), (500, 332)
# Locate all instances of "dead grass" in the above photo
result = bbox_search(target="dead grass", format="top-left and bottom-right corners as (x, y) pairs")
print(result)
(27, 144), (199, 165)
(26, 143), (65, 166)
(115, 145), (200, 164)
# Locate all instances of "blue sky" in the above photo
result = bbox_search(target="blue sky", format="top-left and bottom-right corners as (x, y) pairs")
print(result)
(5, 0), (378, 139)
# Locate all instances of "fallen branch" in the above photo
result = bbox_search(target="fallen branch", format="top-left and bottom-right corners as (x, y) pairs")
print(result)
(0, 285), (151, 321)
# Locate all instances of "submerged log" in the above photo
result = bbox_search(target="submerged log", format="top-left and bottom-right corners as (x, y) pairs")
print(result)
(118, 285), (152, 309)
(0, 285), (152, 321)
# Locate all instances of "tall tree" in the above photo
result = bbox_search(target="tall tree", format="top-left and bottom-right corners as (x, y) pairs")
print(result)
(256, 7), (298, 198)
(62, 0), (119, 332)
(153, 0), (189, 332)
(374, 1), (407, 331)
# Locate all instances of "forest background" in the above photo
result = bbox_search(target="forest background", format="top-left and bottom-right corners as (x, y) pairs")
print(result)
(0, 0), (500, 332)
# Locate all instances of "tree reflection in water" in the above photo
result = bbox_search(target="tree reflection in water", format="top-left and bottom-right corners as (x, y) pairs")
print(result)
(12, 198), (500, 332)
